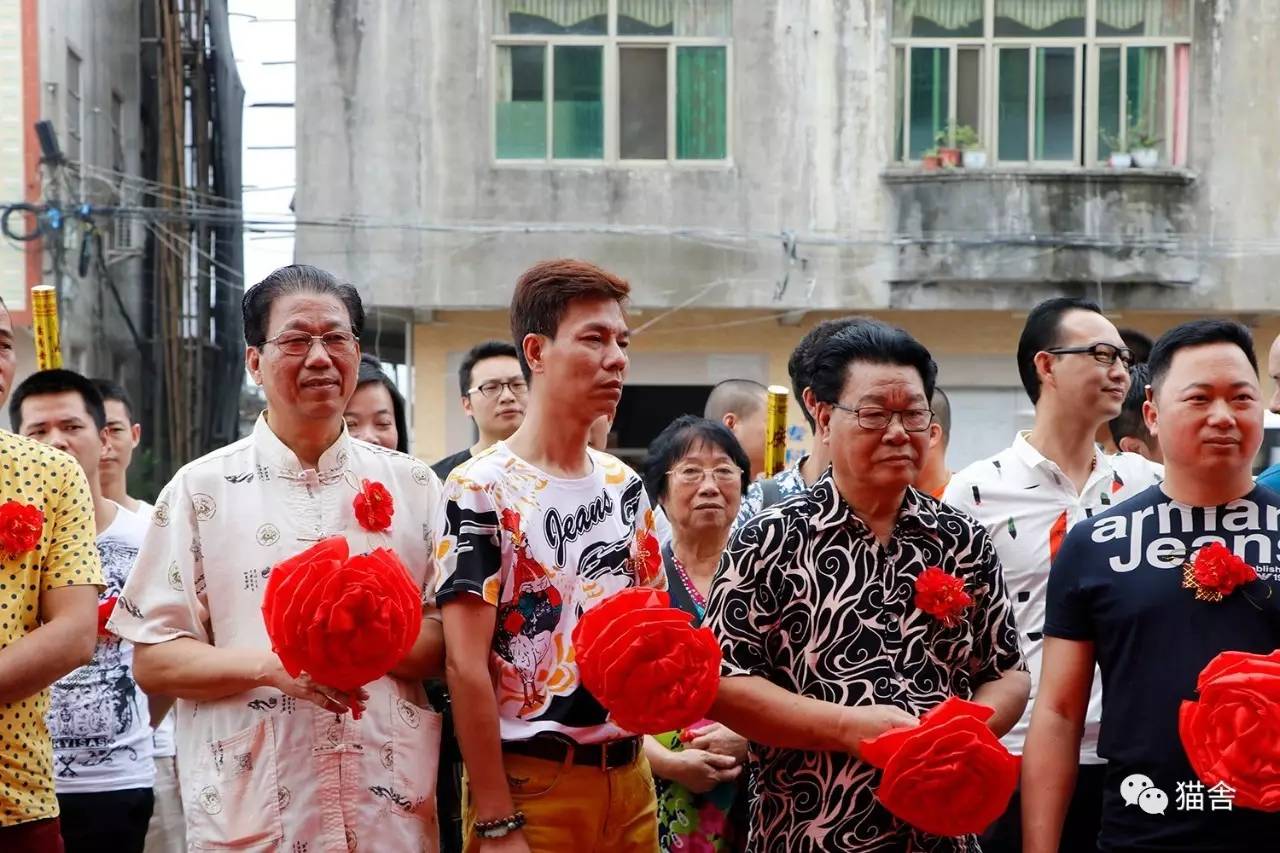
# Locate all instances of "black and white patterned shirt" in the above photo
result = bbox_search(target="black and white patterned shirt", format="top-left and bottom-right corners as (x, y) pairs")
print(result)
(703, 471), (1025, 853)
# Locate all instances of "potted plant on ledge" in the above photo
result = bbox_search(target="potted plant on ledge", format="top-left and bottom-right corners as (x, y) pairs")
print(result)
(955, 124), (986, 168)
(1129, 124), (1161, 168)
(935, 128), (961, 168)
(1102, 130), (1132, 169)
(921, 148), (942, 170)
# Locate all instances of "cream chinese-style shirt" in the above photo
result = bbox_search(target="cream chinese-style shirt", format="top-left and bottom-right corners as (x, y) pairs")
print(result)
(110, 416), (443, 852)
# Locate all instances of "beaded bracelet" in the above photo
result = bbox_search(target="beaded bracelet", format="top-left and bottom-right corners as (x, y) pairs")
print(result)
(475, 810), (526, 838)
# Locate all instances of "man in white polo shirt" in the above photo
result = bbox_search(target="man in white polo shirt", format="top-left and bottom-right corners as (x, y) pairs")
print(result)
(945, 297), (1161, 853)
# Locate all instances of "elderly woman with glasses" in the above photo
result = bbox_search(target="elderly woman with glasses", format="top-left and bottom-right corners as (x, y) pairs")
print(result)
(642, 415), (752, 853)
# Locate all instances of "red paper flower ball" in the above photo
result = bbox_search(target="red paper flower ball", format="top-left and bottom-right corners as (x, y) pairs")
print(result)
(0, 500), (44, 555)
(262, 536), (421, 692)
(1180, 649), (1280, 811)
(860, 697), (1020, 837)
(572, 587), (722, 735)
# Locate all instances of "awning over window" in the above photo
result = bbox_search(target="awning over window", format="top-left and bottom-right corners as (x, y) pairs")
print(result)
(900, 0), (1170, 33)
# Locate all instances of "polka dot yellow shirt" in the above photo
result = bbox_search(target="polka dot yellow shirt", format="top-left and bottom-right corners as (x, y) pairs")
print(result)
(0, 430), (102, 826)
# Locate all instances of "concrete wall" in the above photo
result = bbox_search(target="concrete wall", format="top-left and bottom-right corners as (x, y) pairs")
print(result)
(886, 1), (1280, 313)
(1192, 0), (1280, 311)
(297, 0), (1280, 316)
(39, 0), (144, 382)
(411, 307), (1280, 464)
(295, 0), (896, 313)
(0, 2), (27, 312)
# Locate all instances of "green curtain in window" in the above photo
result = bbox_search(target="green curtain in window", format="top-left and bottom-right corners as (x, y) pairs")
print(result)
(676, 47), (727, 159)
(908, 47), (948, 158)
(1126, 46), (1166, 152)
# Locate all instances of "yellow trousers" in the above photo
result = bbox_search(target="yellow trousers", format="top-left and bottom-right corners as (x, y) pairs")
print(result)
(463, 751), (659, 852)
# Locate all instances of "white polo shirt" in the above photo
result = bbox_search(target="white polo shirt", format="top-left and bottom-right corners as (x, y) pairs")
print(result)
(944, 432), (1162, 762)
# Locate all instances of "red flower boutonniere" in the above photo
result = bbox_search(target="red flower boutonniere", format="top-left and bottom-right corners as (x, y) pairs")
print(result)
(629, 523), (662, 587)
(97, 596), (118, 638)
(353, 479), (394, 532)
(914, 566), (974, 627)
(1182, 542), (1257, 603)
(0, 500), (44, 556)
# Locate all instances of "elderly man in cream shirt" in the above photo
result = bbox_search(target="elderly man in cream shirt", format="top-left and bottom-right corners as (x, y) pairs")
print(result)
(111, 266), (445, 852)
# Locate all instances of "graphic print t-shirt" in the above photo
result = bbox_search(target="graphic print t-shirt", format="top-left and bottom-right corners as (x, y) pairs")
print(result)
(47, 505), (155, 794)
(435, 442), (665, 744)
(1046, 485), (1280, 851)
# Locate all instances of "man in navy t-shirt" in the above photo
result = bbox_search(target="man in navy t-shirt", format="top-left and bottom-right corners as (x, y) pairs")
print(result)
(1025, 319), (1280, 853)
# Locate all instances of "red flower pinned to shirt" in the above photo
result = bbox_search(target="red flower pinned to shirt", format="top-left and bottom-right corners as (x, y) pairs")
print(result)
(914, 566), (974, 627)
(97, 596), (118, 638)
(860, 697), (1020, 837)
(629, 526), (663, 587)
(353, 480), (394, 532)
(261, 537), (421, 711)
(1180, 649), (1280, 811)
(0, 500), (44, 556)
(572, 587), (721, 735)
(1182, 542), (1257, 603)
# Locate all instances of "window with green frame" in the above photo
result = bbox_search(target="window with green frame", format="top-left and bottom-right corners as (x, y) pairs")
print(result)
(494, 0), (731, 162)
(891, 0), (1192, 167)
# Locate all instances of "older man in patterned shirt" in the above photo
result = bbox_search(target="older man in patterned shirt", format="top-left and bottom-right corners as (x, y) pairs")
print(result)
(703, 318), (1030, 853)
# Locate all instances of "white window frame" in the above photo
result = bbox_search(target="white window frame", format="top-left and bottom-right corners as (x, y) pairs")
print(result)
(890, 0), (1191, 167)
(1086, 40), (1183, 165)
(491, 0), (733, 166)
(991, 42), (1083, 166)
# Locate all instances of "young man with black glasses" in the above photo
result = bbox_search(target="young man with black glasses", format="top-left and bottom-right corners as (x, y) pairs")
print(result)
(945, 297), (1163, 853)
(432, 341), (528, 481)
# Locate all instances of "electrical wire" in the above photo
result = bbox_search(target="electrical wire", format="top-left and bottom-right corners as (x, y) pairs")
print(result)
(144, 221), (248, 300)
(43, 167), (1273, 259)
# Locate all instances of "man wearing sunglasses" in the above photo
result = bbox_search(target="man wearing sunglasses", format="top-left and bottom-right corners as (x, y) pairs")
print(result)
(945, 297), (1163, 853)
(432, 341), (529, 482)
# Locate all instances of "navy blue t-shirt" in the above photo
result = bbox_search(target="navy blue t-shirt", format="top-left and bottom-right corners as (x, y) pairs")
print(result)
(1046, 484), (1280, 852)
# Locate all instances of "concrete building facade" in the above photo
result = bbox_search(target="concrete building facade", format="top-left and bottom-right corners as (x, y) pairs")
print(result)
(39, 0), (147, 386)
(294, 0), (1280, 470)
(0, 0), (147, 431)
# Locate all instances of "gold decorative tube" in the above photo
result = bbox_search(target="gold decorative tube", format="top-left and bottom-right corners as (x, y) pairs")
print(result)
(32, 285), (62, 370)
(763, 385), (789, 478)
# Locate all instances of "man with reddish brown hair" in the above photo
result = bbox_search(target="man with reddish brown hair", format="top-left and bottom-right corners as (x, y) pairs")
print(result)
(438, 259), (665, 852)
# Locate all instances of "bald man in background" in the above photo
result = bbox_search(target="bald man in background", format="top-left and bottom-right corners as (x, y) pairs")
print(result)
(704, 379), (768, 480)
(917, 386), (953, 498)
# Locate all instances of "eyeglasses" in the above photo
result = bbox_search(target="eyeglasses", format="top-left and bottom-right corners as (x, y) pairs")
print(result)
(667, 464), (742, 486)
(260, 330), (359, 358)
(1045, 343), (1135, 369)
(830, 404), (933, 432)
(468, 379), (529, 399)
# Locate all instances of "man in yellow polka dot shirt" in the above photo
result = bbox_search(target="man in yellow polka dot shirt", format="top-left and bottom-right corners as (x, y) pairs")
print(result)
(0, 303), (103, 850)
